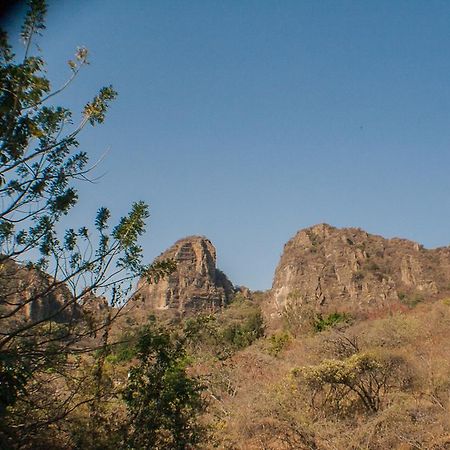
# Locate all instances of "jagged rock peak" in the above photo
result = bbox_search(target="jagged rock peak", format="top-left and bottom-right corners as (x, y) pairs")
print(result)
(270, 224), (450, 316)
(133, 236), (234, 315)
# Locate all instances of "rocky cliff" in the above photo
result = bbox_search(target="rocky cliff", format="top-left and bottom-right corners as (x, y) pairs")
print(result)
(132, 236), (234, 316)
(270, 223), (450, 316)
(0, 258), (80, 324)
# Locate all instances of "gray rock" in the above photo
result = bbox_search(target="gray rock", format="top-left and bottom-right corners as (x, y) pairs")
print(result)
(269, 224), (450, 317)
(132, 236), (234, 316)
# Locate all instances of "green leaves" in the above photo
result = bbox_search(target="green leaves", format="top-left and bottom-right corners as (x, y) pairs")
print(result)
(123, 321), (205, 449)
(142, 259), (177, 284)
(0, 2), (174, 445)
(221, 309), (264, 350)
(68, 46), (89, 72)
(95, 207), (111, 232)
(313, 312), (351, 333)
(113, 202), (149, 274)
(0, 221), (14, 244)
(84, 86), (117, 125)
(297, 351), (410, 414)
(113, 201), (148, 248)
(0, 31), (13, 64)
(21, 0), (47, 45)
(0, 351), (31, 418)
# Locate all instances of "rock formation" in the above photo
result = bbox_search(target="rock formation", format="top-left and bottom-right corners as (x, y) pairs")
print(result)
(132, 236), (234, 316)
(270, 223), (450, 316)
(0, 258), (80, 324)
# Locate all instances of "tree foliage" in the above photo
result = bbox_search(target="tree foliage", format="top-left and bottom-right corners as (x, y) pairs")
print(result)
(297, 351), (411, 414)
(183, 294), (265, 359)
(0, 1), (174, 445)
(123, 319), (205, 450)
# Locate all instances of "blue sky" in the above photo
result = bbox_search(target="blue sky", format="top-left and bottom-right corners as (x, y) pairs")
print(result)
(5, 0), (450, 290)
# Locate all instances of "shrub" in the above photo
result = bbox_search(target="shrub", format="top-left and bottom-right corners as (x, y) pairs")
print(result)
(352, 271), (365, 282)
(105, 334), (137, 364)
(182, 299), (265, 359)
(221, 310), (264, 350)
(313, 312), (350, 332)
(282, 294), (316, 336)
(399, 292), (424, 308)
(123, 320), (205, 449)
(267, 332), (291, 357)
(296, 351), (412, 414)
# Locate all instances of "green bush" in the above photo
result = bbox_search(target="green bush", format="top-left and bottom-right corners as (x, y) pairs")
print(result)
(398, 292), (424, 308)
(182, 298), (265, 358)
(123, 320), (205, 449)
(101, 331), (138, 364)
(313, 312), (350, 332)
(297, 351), (412, 414)
(221, 310), (264, 350)
(268, 332), (291, 356)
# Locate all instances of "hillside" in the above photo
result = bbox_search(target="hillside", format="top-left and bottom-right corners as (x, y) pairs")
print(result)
(269, 223), (450, 319)
(4, 225), (450, 449)
(121, 225), (450, 448)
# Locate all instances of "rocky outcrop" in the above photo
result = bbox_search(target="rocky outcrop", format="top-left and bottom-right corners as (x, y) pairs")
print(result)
(0, 258), (80, 324)
(132, 236), (234, 315)
(270, 224), (450, 316)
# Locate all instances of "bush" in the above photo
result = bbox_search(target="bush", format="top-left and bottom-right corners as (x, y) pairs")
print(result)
(267, 332), (291, 357)
(352, 271), (365, 282)
(398, 292), (424, 308)
(313, 312), (351, 332)
(221, 310), (264, 350)
(105, 333), (137, 364)
(296, 351), (412, 414)
(183, 298), (265, 358)
(123, 320), (205, 449)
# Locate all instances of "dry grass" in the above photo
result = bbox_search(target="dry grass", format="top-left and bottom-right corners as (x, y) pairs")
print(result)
(204, 299), (450, 449)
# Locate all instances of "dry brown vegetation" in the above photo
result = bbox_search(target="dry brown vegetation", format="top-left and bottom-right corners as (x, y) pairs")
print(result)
(5, 291), (450, 449)
(196, 297), (450, 449)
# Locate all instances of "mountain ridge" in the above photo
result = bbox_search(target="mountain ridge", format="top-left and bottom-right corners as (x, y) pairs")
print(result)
(268, 222), (450, 319)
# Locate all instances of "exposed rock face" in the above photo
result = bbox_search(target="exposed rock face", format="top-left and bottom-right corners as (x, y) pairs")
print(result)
(133, 236), (234, 315)
(0, 258), (79, 324)
(270, 224), (450, 316)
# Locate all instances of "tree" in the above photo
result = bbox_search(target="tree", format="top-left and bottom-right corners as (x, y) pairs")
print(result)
(123, 319), (205, 450)
(0, 1), (173, 446)
(297, 351), (412, 415)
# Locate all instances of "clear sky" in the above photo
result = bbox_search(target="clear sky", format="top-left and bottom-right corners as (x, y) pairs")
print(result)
(5, 0), (450, 290)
